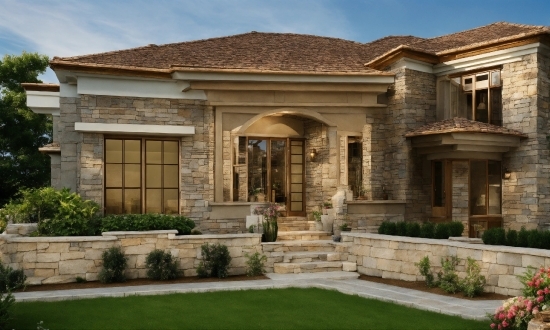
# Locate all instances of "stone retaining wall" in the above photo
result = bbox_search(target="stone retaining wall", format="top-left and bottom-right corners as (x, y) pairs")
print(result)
(343, 232), (550, 296)
(0, 231), (261, 285)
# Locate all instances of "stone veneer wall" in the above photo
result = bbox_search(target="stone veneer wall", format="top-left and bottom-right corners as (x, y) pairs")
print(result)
(343, 232), (549, 296)
(501, 52), (550, 230)
(385, 68), (436, 222)
(451, 161), (469, 229)
(64, 95), (213, 224)
(0, 231), (261, 284)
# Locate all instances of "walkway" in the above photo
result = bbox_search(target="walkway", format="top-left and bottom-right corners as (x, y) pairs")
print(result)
(13, 272), (501, 321)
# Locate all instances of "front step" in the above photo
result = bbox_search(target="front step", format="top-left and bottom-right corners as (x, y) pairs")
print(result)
(277, 231), (332, 241)
(272, 251), (342, 263)
(263, 240), (347, 253)
(273, 261), (357, 274)
(277, 217), (312, 231)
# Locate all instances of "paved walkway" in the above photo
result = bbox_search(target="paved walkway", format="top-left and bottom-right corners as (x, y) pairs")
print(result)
(13, 272), (501, 321)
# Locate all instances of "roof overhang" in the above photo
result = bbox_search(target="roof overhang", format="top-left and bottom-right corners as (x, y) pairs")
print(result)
(74, 122), (195, 136)
(408, 132), (525, 160)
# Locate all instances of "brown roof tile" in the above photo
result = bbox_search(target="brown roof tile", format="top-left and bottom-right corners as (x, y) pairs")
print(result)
(405, 117), (527, 138)
(52, 32), (383, 74)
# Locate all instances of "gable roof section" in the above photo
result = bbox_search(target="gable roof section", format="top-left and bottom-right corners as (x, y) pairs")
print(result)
(51, 32), (386, 75)
(405, 117), (527, 138)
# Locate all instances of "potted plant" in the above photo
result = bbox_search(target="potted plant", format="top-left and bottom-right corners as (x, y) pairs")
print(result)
(312, 210), (323, 231)
(322, 202), (333, 215)
(339, 222), (352, 232)
(259, 203), (279, 242)
(249, 187), (260, 202)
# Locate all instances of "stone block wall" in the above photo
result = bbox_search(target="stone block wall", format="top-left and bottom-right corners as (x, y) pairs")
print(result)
(343, 232), (550, 296)
(0, 231), (262, 284)
(451, 161), (469, 228)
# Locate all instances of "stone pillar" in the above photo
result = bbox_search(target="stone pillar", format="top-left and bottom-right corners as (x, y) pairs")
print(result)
(452, 161), (469, 233)
(59, 97), (81, 192)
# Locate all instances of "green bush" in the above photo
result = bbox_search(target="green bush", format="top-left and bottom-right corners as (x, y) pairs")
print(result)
(459, 257), (486, 298)
(379, 222), (397, 235)
(406, 222), (421, 237)
(395, 222), (407, 236)
(506, 229), (518, 247)
(528, 229), (543, 249)
(100, 214), (195, 235)
(434, 223), (450, 239)
(449, 222), (464, 237)
(99, 247), (127, 283)
(419, 222), (435, 238)
(437, 256), (461, 294)
(481, 228), (496, 245)
(518, 227), (529, 247)
(145, 250), (181, 280)
(0, 263), (26, 292)
(197, 243), (231, 279)
(482, 228), (506, 245)
(245, 252), (267, 277)
(415, 256), (436, 287)
(0, 292), (14, 329)
(542, 231), (550, 250)
(0, 187), (100, 236)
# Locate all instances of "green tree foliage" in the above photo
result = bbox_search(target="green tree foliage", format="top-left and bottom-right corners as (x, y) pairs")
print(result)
(0, 52), (51, 207)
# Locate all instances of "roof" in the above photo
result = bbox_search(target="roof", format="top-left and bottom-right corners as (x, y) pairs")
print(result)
(405, 117), (527, 138)
(49, 22), (550, 76)
(21, 83), (60, 92)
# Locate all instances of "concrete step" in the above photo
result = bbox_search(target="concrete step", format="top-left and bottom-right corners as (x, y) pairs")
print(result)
(273, 261), (357, 274)
(277, 231), (332, 241)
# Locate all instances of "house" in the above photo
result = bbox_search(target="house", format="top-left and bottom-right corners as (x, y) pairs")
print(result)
(22, 22), (550, 237)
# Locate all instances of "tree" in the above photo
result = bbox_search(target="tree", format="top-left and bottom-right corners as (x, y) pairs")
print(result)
(0, 52), (51, 207)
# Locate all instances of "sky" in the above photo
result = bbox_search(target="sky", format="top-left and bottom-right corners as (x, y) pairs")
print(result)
(0, 0), (549, 83)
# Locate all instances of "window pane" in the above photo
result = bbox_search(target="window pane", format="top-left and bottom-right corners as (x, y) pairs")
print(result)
(146, 189), (162, 213)
(348, 141), (362, 198)
(470, 160), (487, 215)
(163, 189), (179, 214)
(105, 140), (122, 163)
(291, 202), (303, 212)
(105, 164), (122, 187)
(291, 155), (303, 163)
(433, 161), (445, 207)
(105, 189), (122, 214)
(146, 165), (162, 188)
(466, 94), (473, 120)
(488, 161), (501, 215)
(475, 89), (489, 123)
(248, 139), (267, 198)
(291, 174), (302, 184)
(163, 165), (179, 188)
(124, 189), (141, 214)
(124, 164), (141, 188)
(490, 88), (502, 126)
(124, 140), (141, 163)
(163, 141), (179, 164)
(146, 141), (162, 164)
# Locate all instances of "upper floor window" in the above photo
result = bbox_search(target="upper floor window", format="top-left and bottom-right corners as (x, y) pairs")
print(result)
(437, 69), (502, 126)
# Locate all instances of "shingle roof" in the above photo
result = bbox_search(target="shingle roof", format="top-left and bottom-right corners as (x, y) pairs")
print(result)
(405, 117), (527, 138)
(51, 32), (384, 74)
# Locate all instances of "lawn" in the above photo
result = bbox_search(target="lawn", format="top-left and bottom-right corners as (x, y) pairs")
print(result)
(12, 288), (488, 329)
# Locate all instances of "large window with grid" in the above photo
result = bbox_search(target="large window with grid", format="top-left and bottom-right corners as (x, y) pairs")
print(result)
(104, 138), (180, 215)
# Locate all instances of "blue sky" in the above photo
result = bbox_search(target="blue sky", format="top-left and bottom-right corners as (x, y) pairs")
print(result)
(1, 0), (549, 83)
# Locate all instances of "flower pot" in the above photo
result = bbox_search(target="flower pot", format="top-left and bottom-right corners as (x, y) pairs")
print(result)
(322, 208), (328, 215)
(321, 215), (333, 232)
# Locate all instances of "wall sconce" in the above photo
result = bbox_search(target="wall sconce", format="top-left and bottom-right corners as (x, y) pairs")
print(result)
(503, 168), (511, 180)
(309, 149), (318, 162)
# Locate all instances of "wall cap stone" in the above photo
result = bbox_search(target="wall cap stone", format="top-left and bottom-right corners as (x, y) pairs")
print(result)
(170, 233), (262, 240)
(102, 230), (178, 236)
(7, 236), (117, 243)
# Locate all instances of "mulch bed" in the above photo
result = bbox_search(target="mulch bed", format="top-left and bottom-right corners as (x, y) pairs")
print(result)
(359, 274), (511, 301)
(16, 274), (269, 293)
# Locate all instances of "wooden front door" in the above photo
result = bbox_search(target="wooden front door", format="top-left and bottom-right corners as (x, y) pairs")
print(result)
(432, 160), (452, 221)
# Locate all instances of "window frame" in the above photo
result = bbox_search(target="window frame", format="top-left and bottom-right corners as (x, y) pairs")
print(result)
(104, 136), (181, 215)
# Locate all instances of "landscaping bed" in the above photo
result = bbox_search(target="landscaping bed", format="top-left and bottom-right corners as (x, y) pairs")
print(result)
(359, 274), (511, 301)
(17, 274), (269, 292)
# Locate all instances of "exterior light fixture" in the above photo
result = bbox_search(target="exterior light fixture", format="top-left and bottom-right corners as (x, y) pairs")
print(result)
(503, 167), (511, 180)
(309, 149), (318, 162)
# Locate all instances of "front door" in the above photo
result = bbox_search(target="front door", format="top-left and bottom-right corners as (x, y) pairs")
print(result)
(432, 160), (452, 221)
(247, 137), (305, 216)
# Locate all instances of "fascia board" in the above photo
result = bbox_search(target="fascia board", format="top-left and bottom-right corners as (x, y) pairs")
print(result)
(74, 122), (195, 136)
(172, 72), (395, 84)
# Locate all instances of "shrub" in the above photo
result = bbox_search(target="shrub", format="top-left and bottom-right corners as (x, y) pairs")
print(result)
(459, 257), (486, 298)
(434, 223), (450, 239)
(528, 229), (543, 249)
(405, 222), (421, 237)
(100, 214), (195, 235)
(0, 263), (26, 292)
(542, 231), (550, 250)
(197, 243), (231, 279)
(145, 250), (181, 280)
(245, 252), (267, 277)
(448, 221), (464, 237)
(481, 228), (495, 245)
(419, 222), (435, 238)
(377, 221), (388, 234)
(518, 226), (530, 247)
(0, 292), (14, 329)
(415, 256), (436, 288)
(99, 247), (127, 283)
(482, 228), (506, 245)
(506, 229), (518, 247)
(381, 222), (397, 235)
(437, 256), (461, 294)
(395, 221), (407, 236)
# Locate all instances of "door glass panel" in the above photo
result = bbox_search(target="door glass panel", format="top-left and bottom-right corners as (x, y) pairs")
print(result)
(433, 161), (445, 207)
(163, 165), (179, 188)
(291, 164), (302, 174)
(270, 140), (286, 203)
(164, 141), (179, 164)
(146, 165), (162, 188)
(291, 183), (303, 192)
(291, 146), (302, 154)
(291, 174), (302, 184)
(291, 192), (303, 202)
(247, 139), (267, 198)
(470, 160), (487, 215)
(291, 202), (303, 212)
(105, 164), (122, 187)
(105, 189), (122, 214)
(105, 140), (122, 163)
(164, 189), (179, 214)
(124, 189), (141, 214)
(146, 189), (162, 213)
(124, 140), (141, 163)
(124, 164), (141, 188)
(146, 141), (162, 164)
(290, 155), (303, 163)
(488, 161), (501, 215)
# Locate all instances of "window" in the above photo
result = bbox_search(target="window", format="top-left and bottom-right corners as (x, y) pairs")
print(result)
(347, 138), (362, 198)
(105, 138), (179, 215)
(437, 70), (502, 126)
(469, 160), (501, 216)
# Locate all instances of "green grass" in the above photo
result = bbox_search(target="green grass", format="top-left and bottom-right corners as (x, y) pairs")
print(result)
(12, 288), (488, 329)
